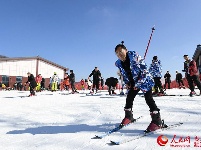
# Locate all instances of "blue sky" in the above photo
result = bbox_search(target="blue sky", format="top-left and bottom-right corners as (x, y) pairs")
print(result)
(0, 0), (201, 81)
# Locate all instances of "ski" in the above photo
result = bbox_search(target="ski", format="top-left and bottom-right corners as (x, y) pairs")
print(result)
(86, 93), (101, 96)
(20, 95), (37, 98)
(95, 116), (143, 139)
(110, 122), (183, 145)
(164, 94), (200, 97)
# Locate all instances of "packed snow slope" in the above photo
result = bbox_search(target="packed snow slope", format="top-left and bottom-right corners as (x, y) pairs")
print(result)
(0, 88), (200, 150)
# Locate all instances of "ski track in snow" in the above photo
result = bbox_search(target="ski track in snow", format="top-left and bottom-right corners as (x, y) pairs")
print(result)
(0, 89), (200, 150)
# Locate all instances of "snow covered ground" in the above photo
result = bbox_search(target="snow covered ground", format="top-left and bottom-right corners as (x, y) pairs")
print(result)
(0, 88), (200, 150)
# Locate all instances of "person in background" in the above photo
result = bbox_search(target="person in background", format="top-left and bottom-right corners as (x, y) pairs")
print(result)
(149, 56), (164, 96)
(13, 82), (17, 90)
(69, 70), (78, 94)
(88, 67), (101, 93)
(23, 82), (27, 91)
(36, 74), (42, 92)
(105, 77), (118, 95)
(41, 78), (45, 90)
(176, 70), (185, 89)
(26, 72), (37, 96)
(164, 71), (171, 89)
(51, 72), (59, 92)
(80, 79), (85, 91)
(63, 73), (70, 91)
(182, 54), (201, 96)
(87, 79), (92, 90)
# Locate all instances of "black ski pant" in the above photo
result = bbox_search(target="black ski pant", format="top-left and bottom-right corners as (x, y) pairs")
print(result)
(70, 82), (76, 92)
(108, 86), (115, 94)
(186, 74), (201, 92)
(64, 85), (69, 91)
(164, 81), (171, 89)
(177, 79), (184, 87)
(125, 89), (160, 112)
(153, 77), (163, 93)
(29, 85), (35, 95)
(92, 80), (99, 91)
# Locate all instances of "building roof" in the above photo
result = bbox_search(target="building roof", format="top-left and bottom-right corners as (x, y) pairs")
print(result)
(0, 56), (68, 71)
(193, 44), (201, 60)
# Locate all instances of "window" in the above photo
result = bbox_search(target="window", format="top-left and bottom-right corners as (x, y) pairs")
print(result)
(2, 75), (9, 87)
(16, 76), (22, 83)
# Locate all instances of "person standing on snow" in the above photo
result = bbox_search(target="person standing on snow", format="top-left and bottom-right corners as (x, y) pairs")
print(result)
(87, 79), (92, 90)
(51, 72), (59, 92)
(36, 74), (42, 92)
(80, 79), (85, 91)
(149, 56), (164, 96)
(88, 67), (101, 93)
(26, 72), (37, 96)
(175, 70), (185, 89)
(63, 73), (70, 91)
(164, 71), (171, 89)
(182, 54), (201, 96)
(114, 42), (164, 133)
(69, 70), (78, 94)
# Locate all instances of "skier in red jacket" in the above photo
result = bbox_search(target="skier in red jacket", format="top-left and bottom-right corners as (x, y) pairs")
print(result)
(182, 55), (201, 96)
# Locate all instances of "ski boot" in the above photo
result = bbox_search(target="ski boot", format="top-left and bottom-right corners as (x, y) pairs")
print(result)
(152, 91), (158, 97)
(89, 89), (94, 94)
(120, 91), (124, 95)
(112, 90), (116, 95)
(145, 111), (163, 133)
(158, 89), (165, 96)
(119, 108), (135, 127)
(28, 94), (33, 97)
(189, 91), (196, 97)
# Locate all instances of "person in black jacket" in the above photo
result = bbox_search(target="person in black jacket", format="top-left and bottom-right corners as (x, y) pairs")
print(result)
(164, 71), (171, 89)
(88, 67), (101, 93)
(176, 70), (185, 89)
(69, 70), (78, 94)
(26, 72), (37, 96)
(105, 77), (118, 95)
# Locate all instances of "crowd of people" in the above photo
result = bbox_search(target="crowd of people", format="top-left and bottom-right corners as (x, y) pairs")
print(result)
(1, 53), (201, 98)
(0, 41), (201, 133)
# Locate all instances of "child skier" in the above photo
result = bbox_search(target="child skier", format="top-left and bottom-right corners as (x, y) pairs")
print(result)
(149, 56), (164, 96)
(63, 73), (70, 91)
(80, 79), (85, 91)
(114, 42), (163, 133)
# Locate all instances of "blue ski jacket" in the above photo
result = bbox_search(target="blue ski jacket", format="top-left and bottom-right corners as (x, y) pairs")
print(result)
(115, 51), (154, 92)
(149, 60), (162, 78)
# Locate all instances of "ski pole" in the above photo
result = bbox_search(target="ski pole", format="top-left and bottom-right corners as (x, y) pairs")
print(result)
(143, 26), (155, 60)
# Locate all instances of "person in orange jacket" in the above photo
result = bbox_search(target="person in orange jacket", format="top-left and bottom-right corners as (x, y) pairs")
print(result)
(63, 73), (70, 91)
(36, 74), (42, 92)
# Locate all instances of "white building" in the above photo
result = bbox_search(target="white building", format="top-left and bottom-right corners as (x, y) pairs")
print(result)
(0, 56), (68, 88)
